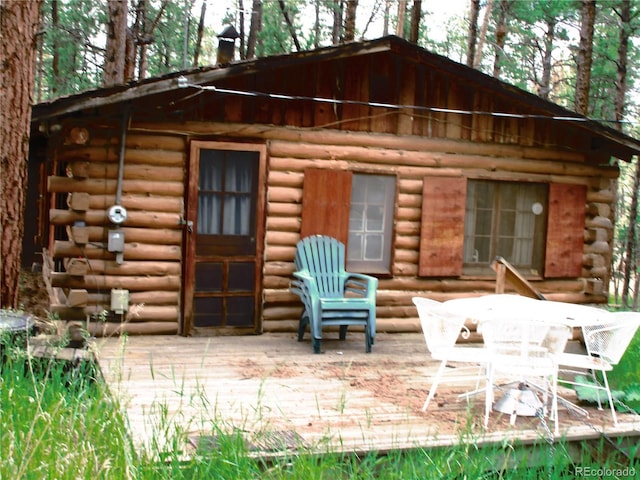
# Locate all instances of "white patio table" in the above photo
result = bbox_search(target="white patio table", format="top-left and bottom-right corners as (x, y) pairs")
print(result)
(442, 294), (613, 422)
(443, 294), (612, 330)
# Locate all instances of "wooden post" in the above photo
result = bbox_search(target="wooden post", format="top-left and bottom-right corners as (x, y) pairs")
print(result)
(495, 263), (506, 294)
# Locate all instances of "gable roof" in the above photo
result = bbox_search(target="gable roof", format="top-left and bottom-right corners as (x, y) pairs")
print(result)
(31, 35), (640, 159)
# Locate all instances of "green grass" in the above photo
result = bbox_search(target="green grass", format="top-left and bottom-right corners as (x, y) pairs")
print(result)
(1, 336), (638, 480)
(571, 306), (640, 413)
(607, 326), (640, 413)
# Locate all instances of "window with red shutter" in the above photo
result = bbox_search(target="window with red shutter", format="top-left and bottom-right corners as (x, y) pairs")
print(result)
(419, 177), (584, 279)
(300, 168), (396, 274)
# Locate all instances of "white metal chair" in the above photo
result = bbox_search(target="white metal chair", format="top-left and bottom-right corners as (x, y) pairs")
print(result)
(555, 311), (640, 425)
(480, 318), (570, 435)
(412, 297), (490, 411)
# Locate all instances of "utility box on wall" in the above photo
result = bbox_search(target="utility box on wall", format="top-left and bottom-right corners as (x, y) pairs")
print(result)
(107, 229), (125, 252)
(110, 288), (129, 314)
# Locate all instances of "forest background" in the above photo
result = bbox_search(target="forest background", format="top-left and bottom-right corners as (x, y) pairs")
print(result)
(3, 0), (640, 309)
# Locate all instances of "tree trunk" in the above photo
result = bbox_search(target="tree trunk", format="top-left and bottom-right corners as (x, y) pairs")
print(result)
(193, 0), (206, 65)
(332, 0), (343, 44)
(237, 0), (245, 60)
(408, 0), (421, 43)
(126, 0), (144, 82)
(51, 0), (60, 94)
(277, 0), (301, 51)
(104, 0), (128, 87)
(343, 0), (358, 42)
(622, 159), (640, 308)
(246, 0), (262, 58)
(466, 0), (480, 67)
(574, 0), (596, 116)
(313, 0), (321, 47)
(395, 0), (406, 38)
(383, 0), (391, 36)
(537, 17), (556, 100)
(615, 0), (631, 129)
(633, 264), (640, 309)
(473, 0), (493, 68)
(181, 0), (189, 69)
(492, 0), (509, 78)
(35, 4), (45, 102)
(139, 0), (168, 80)
(0, 0), (42, 308)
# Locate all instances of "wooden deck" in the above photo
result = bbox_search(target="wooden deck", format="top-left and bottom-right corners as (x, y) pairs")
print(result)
(94, 332), (640, 458)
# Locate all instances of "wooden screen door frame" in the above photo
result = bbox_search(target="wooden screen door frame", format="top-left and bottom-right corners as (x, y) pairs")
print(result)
(182, 141), (267, 336)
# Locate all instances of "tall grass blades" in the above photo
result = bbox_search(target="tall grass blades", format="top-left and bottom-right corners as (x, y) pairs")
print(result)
(0, 345), (136, 479)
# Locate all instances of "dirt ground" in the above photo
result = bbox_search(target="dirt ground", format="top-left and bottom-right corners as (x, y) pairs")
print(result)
(236, 353), (640, 438)
(18, 268), (51, 322)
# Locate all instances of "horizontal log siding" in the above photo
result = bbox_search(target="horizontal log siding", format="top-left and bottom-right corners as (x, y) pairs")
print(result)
(260, 131), (616, 334)
(48, 125), (185, 333)
(124, 122), (615, 334)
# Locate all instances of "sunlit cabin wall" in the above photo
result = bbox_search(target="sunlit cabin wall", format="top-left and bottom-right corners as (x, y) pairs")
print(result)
(46, 121), (185, 335)
(256, 127), (617, 336)
(43, 119), (617, 336)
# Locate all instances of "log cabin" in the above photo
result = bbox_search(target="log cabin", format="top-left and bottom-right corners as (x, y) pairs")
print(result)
(26, 35), (640, 338)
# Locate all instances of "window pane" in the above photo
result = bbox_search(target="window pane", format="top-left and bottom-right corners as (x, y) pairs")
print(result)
(475, 182), (494, 208)
(225, 157), (252, 193)
(499, 211), (515, 236)
(364, 234), (383, 261)
(349, 204), (365, 231)
(475, 210), (493, 235)
(198, 152), (224, 234)
(365, 205), (384, 231)
(226, 297), (254, 326)
(195, 262), (223, 292)
(223, 194), (250, 235)
(200, 151), (223, 191)
(464, 180), (547, 274)
(198, 149), (255, 237)
(194, 297), (223, 327)
(366, 180), (386, 203)
(228, 262), (255, 291)
(475, 237), (491, 263)
(348, 174), (395, 272)
(348, 232), (363, 259)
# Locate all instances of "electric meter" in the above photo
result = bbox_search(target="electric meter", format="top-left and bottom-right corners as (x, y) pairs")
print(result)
(107, 204), (128, 225)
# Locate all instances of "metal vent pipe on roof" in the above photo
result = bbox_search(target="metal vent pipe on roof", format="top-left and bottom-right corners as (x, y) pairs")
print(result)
(216, 25), (239, 65)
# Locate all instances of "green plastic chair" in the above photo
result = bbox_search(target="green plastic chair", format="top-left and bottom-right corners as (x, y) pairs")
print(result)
(291, 235), (378, 353)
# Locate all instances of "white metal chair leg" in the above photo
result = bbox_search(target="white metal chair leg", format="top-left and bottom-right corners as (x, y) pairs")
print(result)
(423, 360), (447, 411)
(601, 372), (618, 425)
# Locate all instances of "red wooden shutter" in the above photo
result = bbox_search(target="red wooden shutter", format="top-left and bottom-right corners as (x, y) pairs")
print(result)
(419, 176), (466, 276)
(300, 168), (352, 245)
(544, 183), (587, 278)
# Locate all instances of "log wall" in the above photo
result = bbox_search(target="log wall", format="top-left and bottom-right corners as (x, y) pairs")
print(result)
(45, 120), (617, 336)
(250, 125), (616, 334)
(47, 126), (186, 334)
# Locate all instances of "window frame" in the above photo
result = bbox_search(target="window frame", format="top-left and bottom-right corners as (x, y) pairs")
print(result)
(462, 179), (548, 277)
(346, 173), (397, 273)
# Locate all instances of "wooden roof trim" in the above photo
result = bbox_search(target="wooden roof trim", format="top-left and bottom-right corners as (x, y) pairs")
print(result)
(386, 40), (640, 157)
(31, 36), (640, 156)
(31, 39), (395, 122)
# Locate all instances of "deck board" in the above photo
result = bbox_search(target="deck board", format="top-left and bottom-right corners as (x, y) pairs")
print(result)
(94, 332), (640, 457)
